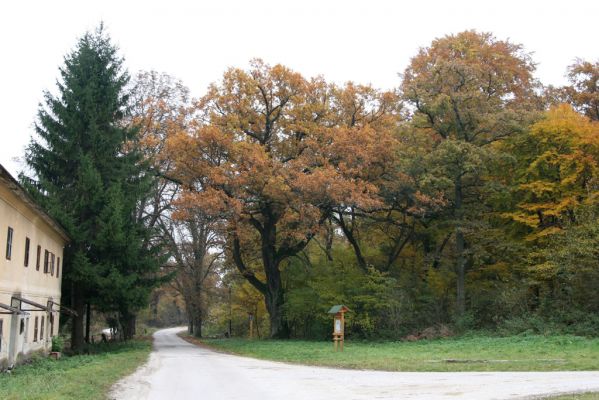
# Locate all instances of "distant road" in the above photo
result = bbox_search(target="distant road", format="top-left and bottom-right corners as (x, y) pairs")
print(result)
(110, 327), (599, 400)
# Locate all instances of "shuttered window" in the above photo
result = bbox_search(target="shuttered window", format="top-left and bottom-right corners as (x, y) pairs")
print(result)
(44, 250), (49, 273)
(6, 227), (13, 260)
(24, 237), (30, 267)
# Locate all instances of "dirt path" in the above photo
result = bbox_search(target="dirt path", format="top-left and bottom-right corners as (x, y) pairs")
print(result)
(110, 327), (599, 400)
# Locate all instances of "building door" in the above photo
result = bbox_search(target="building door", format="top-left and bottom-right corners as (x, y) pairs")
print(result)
(21, 317), (29, 354)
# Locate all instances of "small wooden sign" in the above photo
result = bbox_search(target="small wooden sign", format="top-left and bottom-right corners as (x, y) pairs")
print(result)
(327, 305), (350, 352)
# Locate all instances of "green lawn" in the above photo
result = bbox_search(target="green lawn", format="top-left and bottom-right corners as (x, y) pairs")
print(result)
(0, 339), (152, 400)
(197, 335), (599, 372)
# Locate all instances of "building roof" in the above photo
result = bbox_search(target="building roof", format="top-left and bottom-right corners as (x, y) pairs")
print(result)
(0, 163), (70, 243)
(327, 305), (350, 314)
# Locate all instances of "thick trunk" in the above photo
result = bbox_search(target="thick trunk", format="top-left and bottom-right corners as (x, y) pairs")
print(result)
(186, 304), (194, 334)
(121, 313), (136, 340)
(262, 221), (290, 339)
(185, 298), (203, 337)
(70, 284), (85, 352)
(191, 313), (202, 338)
(265, 286), (289, 338)
(85, 303), (91, 343)
(455, 176), (466, 316)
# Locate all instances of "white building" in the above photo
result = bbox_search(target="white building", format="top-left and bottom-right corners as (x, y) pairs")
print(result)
(0, 163), (71, 367)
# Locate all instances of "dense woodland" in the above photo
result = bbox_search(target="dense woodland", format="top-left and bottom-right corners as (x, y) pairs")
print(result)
(25, 27), (599, 345)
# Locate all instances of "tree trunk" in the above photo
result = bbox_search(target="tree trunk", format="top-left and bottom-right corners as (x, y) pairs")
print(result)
(265, 285), (289, 338)
(455, 175), (466, 316)
(85, 303), (91, 343)
(192, 313), (202, 338)
(186, 305), (194, 334)
(70, 283), (86, 352)
(121, 313), (136, 340)
(262, 220), (290, 339)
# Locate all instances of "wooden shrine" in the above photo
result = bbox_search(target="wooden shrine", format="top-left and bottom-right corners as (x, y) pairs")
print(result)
(327, 305), (350, 351)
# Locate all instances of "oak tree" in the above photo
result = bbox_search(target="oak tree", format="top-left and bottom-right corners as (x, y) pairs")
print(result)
(401, 30), (538, 315)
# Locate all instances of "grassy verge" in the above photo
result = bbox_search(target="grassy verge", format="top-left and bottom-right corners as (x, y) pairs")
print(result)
(543, 394), (599, 400)
(0, 338), (152, 400)
(191, 335), (599, 372)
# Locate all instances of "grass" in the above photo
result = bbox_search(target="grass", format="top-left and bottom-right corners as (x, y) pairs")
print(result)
(194, 335), (599, 372)
(544, 394), (599, 399)
(0, 338), (152, 400)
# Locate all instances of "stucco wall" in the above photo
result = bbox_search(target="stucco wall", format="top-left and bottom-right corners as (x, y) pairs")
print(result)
(0, 181), (66, 366)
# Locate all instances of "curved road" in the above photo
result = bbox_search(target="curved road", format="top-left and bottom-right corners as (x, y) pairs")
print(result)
(110, 327), (599, 400)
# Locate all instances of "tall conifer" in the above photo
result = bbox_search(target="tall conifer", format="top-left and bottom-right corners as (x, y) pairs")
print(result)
(24, 25), (161, 349)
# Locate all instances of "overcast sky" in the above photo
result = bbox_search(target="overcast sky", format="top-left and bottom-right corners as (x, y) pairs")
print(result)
(1, 0), (597, 177)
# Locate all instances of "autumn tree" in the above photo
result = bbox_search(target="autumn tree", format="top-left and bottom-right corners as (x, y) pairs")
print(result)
(128, 71), (223, 337)
(322, 83), (448, 274)
(505, 104), (599, 238)
(160, 211), (223, 337)
(564, 59), (599, 121)
(168, 60), (394, 337)
(401, 30), (538, 315)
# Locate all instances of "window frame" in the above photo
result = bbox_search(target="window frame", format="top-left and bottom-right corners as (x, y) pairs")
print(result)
(36, 245), (41, 271)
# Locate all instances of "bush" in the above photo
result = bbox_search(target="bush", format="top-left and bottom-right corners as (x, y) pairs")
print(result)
(51, 336), (64, 352)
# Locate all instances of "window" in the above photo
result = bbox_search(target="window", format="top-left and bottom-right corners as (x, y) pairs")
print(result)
(36, 245), (41, 270)
(44, 250), (49, 273)
(6, 227), (13, 260)
(24, 237), (30, 267)
(0, 319), (3, 351)
(40, 316), (44, 340)
(51, 253), (55, 276)
(34, 316), (39, 342)
(57, 257), (61, 278)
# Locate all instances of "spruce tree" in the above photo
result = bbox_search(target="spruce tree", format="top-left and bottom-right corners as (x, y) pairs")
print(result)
(24, 25), (162, 349)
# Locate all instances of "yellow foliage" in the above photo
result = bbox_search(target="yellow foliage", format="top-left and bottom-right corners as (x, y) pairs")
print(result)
(509, 104), (599, 240)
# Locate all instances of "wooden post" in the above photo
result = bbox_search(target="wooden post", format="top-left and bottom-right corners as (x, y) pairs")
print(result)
(249, 313), (254, 339)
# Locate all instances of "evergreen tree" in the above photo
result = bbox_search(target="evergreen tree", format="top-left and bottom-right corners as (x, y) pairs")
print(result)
(24, 25), (162, 349)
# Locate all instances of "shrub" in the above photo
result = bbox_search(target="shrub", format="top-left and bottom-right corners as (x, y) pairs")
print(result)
(52, 336), (64, 352)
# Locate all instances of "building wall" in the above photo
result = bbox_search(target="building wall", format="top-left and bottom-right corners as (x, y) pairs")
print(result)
(0, 181), (66, 367)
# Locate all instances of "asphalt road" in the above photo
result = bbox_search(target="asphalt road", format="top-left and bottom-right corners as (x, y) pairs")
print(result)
(110, 327), (599, 400)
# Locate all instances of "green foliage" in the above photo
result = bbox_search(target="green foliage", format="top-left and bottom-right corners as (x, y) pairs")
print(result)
(23, 25), (164, 344)
(51, 336), (65, 353)
(283, 246), (398, 339)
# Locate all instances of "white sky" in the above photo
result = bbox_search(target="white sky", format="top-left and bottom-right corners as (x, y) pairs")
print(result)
(1, 0), (598, 177)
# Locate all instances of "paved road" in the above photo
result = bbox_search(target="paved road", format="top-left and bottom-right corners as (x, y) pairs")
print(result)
(110, 327), (599, 400)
